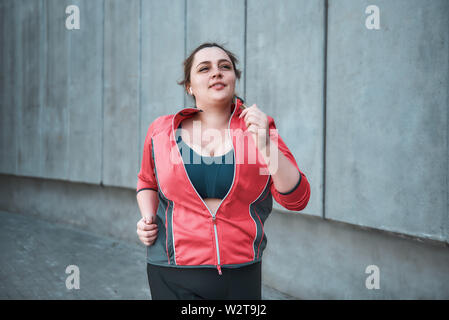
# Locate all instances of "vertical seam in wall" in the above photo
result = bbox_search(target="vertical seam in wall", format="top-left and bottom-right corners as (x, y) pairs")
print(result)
(100, 0), (105, 186)
(442, 63), (449, 244)
(44, 1), (49, 177)
(323, 0), (328, 220)
(243, 0), (247, 99)
(67, 1), (72, 180)
(16, 2), (22, 175)
(138, 0), (142, 172)
(183, 0), (187, 107)
(39, 0), (46, 177)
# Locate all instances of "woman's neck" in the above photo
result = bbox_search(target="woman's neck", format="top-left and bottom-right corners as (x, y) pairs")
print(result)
(194, 100), (233, 129)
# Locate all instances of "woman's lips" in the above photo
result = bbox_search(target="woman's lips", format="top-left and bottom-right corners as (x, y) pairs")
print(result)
(210, 83), (226, 90)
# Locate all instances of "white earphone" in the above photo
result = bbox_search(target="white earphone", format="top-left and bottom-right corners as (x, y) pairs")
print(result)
(189, 88), (193, 95)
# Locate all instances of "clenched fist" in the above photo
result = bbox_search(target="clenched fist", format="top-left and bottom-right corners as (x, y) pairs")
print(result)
(136, 216), (158, 246)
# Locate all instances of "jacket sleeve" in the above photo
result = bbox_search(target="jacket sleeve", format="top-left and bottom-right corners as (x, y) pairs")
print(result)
(136, 120), (159, 194)
(268, 117), (310, 211)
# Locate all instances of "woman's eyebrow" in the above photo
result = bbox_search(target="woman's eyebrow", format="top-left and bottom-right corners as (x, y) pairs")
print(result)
(196, 59), (231, 68)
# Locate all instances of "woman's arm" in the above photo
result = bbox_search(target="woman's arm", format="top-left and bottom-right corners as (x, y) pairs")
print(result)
(260, 139), (301, 193)
(239, 105), (310, 211)
(136, 189), (159, 221)
(136, 189), (159, 246)
(259, 135), (310, 211)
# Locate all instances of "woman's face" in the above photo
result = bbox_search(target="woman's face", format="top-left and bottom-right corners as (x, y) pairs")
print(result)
(188, 47), (236, 106)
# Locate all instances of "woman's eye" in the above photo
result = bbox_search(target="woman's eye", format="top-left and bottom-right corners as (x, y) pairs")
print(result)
(199, 65), (231, 72)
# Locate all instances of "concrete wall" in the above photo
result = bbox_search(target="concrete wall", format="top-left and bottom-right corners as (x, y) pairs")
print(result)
(246, 0), (324, 217)
(0, 0), (448, 299)
(326, 0), (449, 243)
(1, 0), (104, 183)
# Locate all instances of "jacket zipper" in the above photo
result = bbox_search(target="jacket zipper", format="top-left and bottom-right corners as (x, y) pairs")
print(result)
(172, 102), (239, 276)
(211, 103), (238, 275)
(213, 216), (222, 275)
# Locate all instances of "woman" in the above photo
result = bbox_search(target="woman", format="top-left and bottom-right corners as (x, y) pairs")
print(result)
(136, 42), (310, 300)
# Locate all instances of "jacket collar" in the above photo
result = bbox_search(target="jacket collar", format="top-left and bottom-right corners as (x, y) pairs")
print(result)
(172, 96), (245, 130)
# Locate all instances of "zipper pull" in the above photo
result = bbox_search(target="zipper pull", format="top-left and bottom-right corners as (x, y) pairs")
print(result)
(217, 265), (222, 276)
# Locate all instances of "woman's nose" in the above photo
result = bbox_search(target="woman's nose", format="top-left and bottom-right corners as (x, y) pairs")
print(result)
(211, 66), (223, 78)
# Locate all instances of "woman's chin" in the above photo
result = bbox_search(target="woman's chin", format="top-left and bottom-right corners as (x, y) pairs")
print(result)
(208, 90), (233, 102)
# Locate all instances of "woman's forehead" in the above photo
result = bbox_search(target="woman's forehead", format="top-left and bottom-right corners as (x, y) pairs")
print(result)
(193, 47), (231, 64)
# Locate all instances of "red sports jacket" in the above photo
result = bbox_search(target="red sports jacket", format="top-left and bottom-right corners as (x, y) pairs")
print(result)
(137, 97), (310, 274)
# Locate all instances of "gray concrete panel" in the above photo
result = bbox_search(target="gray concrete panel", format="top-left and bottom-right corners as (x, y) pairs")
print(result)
(103, 0), (140, 188)
(0, 1), (18, 175)
(14, 0), (43, 177)
(246, 0), (324, 216)
(326, 0), (449, 241)
(66, 0), (103, 184)
(186, 0), (245, 99)
(140, 0), (185, 170)
(2, 0), (103, 183)
(42, 0), (72, 180)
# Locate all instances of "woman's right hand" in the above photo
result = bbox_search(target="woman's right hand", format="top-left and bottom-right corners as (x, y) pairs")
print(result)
(136, 216), (158, 246)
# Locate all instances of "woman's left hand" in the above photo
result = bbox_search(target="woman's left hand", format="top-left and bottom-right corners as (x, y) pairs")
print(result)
(239, 104), (270, 150)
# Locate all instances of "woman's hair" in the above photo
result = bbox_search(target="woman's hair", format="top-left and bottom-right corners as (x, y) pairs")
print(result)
(178, 42), (242, 93)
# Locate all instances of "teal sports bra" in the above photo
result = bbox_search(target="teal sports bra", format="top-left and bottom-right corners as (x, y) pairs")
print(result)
(176, 124), (234, 199)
